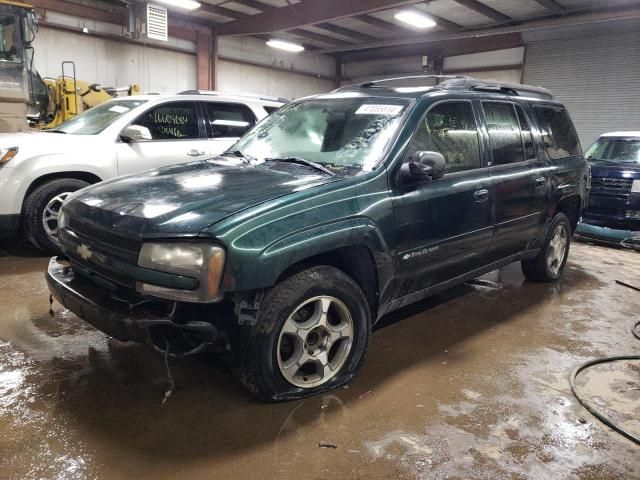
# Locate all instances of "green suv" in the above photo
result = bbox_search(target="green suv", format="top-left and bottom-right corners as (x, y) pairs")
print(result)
(47, 76), (589, 401)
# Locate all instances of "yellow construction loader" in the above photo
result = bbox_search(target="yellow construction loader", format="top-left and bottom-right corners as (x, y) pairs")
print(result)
(0, 1), (141, 132)
(34, 61), (142, 129)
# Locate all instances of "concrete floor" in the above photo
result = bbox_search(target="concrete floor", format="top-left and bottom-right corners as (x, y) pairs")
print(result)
(0, 240), (638, 479)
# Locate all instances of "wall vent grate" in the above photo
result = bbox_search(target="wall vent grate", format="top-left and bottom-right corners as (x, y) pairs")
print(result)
(147, 3), (168, 42)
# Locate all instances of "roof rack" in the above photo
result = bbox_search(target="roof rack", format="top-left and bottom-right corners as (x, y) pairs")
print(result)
(334, 74), (553, 100)
(178, 89), (289, 104)
(437, 77), (554, 100)
(357, 74), (466, 88)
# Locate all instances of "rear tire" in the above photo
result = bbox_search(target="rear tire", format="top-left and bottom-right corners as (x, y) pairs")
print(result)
(237, 266), (371, 402)
(521, 213), (571, 282)
(23, 178), (89, 253)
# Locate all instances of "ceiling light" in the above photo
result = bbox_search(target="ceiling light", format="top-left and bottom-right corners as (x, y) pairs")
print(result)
(266, 39), (305, 53)
(154, 0), (201, 10)
(394, 11), (437, 29)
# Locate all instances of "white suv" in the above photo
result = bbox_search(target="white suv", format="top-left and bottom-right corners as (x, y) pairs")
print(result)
(0, 91), (285, 251)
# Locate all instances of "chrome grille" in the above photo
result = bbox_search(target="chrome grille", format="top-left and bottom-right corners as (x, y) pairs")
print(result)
(69, 218), (142, 257)
(590, 177), (633, 193)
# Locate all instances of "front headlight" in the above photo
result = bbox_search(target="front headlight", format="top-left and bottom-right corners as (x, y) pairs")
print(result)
(0, 147), (18, 165)
(632, 179), (640, 193)
(137, 242), (225, 303)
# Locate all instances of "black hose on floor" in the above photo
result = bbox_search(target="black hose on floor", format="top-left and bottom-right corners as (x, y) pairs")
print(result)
(570, 355), (640, 445)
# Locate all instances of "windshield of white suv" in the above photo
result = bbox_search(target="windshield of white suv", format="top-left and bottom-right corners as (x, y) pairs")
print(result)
(52, 99), (148, 135)
(585, 137), (640, 164)
(229, 96), (411, 175)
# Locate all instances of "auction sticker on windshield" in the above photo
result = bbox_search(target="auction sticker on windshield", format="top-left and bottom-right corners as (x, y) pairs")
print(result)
(109, 105), (130, 113)
(355, 104), (404, 116)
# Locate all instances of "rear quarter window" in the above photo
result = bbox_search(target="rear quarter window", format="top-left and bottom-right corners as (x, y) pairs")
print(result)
(534, 105), (582, 160)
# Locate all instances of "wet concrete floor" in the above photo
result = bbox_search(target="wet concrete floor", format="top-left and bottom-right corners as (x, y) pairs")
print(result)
(0, 239), (638, 479)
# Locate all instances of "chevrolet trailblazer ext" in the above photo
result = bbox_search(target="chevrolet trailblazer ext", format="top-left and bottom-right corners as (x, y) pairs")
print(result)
(47, 77), (589, 401)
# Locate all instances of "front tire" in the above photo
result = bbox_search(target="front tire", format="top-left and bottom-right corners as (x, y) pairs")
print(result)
(521, 213), (571, 282)
(23, 178), (89, 253)
(238, 266), (371, 402)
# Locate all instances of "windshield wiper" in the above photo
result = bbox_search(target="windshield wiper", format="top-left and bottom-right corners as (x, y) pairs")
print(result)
(223, 149), (255, 164)
(265, 157), (336, 177)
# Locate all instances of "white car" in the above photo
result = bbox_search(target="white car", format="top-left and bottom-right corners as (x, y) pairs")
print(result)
(0, 91), (285, 251)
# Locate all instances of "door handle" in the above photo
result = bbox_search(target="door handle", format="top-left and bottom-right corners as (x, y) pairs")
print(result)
(535, 177), (546, 189)
(188, 149), (206, 157)
(474, 189), (489, 202)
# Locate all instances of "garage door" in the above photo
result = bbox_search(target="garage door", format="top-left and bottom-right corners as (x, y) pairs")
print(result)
(524, 31), (640, 147)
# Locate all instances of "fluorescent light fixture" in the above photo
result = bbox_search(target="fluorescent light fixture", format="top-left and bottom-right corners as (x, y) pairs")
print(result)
(154, 0), (201, 10)
(394, 10), (437, 29)
(266, 39), (305, 53)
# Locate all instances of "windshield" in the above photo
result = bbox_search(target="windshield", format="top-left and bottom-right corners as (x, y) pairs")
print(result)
(585, 137), (640, 164)
(231, 96), (411, 175)
(0, 14), (21, 63)
(53, 99), (148, 135)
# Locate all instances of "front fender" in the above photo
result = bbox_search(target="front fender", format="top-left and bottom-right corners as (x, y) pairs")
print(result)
(1, 153), (115, 216)
(222, 217), (392, 292)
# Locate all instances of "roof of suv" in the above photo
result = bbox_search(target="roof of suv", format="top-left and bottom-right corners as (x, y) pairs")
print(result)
(117, 92), (287, 106)
(331, 75), (554, 102)
(601, 131), (640, 138)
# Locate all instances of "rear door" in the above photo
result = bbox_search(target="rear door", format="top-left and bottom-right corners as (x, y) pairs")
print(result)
(481, 101), (550, 260)
(391, 99), (494, 297)
(201, 101), (257, 156)
(115, 101), (209, 175)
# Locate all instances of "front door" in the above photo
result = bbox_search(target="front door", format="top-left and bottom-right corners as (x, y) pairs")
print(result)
(391, 100), (494, 299)
(115, 101), (210, 175)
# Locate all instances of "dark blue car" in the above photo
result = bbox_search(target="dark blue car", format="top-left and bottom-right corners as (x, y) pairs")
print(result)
(576, 132), (640, 250)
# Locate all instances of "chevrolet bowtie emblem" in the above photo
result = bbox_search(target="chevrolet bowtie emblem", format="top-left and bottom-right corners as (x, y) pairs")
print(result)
(77, 244), (93, 260)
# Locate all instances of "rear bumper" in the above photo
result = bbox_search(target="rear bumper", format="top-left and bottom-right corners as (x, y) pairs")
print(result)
(46, 256), (220, 355)
(575, 222), (640, 251)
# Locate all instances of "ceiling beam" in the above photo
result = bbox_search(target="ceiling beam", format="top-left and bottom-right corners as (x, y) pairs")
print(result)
(231, 0), (374, 42)
(452, 0), (511, 23)
(318, 4), (640, 55)
(314, 23), (377, 42)
(30, 0), (124, 24)
(199, 3), (247, 20)
(341, 33), (522, 64)
(215, 0), (420, 35)
(289, 28), (355, 46)
(531, 0), (568, 13)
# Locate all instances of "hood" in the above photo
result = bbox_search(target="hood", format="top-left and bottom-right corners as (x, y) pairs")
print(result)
(0, 131), (100, 163)
(66, 158), (338, 237)
(589, 160), (640, 179)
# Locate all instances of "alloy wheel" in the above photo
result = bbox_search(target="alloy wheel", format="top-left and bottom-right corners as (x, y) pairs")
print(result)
(276, 296), (354, 388)
(42, 192), (71, 245)
(547, 224), (568, 276)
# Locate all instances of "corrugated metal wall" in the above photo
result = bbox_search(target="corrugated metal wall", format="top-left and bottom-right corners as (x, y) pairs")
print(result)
(524, 31), (640, 147)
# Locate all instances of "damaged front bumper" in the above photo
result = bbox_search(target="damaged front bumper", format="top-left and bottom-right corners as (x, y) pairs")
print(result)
(46, 256), (220, 356)
(575, 222), (640, 251)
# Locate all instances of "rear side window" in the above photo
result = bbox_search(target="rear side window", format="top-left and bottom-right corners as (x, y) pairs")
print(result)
(534, 106), (581, 159)
(134, 101), (200, 140)
(203, 102), (256, 138)
(482, 102), (524, 165)
(406, 101), (482, 174)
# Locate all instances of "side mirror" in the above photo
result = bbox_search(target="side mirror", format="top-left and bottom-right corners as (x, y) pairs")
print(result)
(121, 125), (152, 142)
(400, 151), (446, 183)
